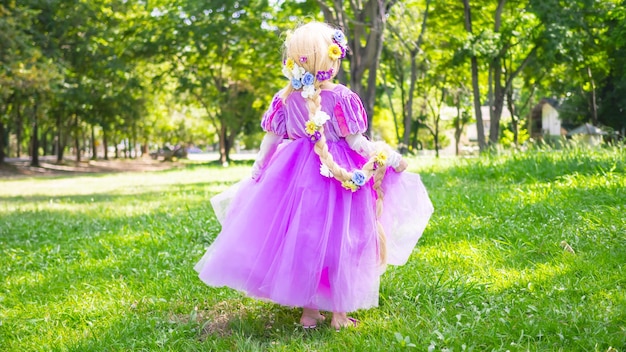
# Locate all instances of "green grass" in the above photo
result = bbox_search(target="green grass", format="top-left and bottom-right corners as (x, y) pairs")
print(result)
(1, 147), (625, 351)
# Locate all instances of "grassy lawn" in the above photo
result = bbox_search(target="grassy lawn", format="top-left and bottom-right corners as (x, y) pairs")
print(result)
(1, 147), (625, 351)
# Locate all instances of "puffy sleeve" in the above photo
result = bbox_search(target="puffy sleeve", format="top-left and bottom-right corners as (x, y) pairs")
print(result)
(260, 93), (287, 136)
(332, 92), (368, 137)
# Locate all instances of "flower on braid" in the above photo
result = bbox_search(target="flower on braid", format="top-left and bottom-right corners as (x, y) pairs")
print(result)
(328, 44), (342, 60)
(316, 68), (333, 82)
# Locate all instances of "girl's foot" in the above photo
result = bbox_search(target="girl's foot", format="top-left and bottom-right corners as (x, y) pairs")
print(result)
(299, 308), (325, 329)
(330, 312), (359, 331)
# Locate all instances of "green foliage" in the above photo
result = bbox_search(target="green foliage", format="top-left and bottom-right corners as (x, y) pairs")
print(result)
(2, 148), (623, 350)
(372, 105), (399, 147)
(500, 124), (530, 148)
(240, 131), (265, 150)
(417, 128), (450, 151)
(2, 0), (625, 165)
(528, 0), (623, 130)
(152, 0), (280, 162)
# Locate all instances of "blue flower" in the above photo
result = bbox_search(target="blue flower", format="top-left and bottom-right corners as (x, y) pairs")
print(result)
(333, 30), (347, 45)
(351, 170), (366, 187)
(291, 78), (303, 90)
(302, 72), (315, 86)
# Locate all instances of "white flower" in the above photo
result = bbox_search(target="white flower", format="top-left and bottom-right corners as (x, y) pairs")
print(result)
(320, 164), (334, 178)
(282, 66), (292, 79)
(311, 110), (330, 126)
(301, 84), (316, 98)
(291, 66), (305, 80)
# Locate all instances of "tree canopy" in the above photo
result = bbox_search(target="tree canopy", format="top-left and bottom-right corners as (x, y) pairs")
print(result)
(1, 0), (623, 165)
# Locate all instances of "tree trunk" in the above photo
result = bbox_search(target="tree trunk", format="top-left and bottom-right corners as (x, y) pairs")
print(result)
(41, 130), (48, 157)
(434, 120), (440, 158)
(132, 122), (138, 158)
(506, 89), (519, 147)
(0, 121), (5, 164)
(462, 0), (486, 151)
(218, 125), (230, 166)
(30, 99), (40, 167)
(83, 130), (88, 159)
(319, 0), (397, 137)
(428, 86), (446, 159)
(402, 50), (419, 154)
(103, 127), (109, 160)
(410, 120), (420, 151)
(491, 58), (505, 145)
(16, 100), (22, 158)
(91, 125), (97, 160)
(56, 113), (64, 163)
(488, 0), (506, 146)
(454, 97), (462, 156)
(587, 66), (598, 126)
(75, 115), (81, 163)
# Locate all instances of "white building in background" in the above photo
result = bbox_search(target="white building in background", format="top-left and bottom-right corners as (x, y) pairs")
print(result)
(567, 123), (607, 147)
(530, 98), (564, 139)
(541, 100), (561, 137)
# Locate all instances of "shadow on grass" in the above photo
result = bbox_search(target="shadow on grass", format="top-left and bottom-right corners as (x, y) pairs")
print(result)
(0, 179), (239, 205)
(183, 158), (255, 169)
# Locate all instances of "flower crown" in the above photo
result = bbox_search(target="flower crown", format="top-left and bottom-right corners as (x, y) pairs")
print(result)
(282, 29), (348, 99)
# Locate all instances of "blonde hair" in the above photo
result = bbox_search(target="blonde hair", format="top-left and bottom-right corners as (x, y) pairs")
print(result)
(282, 22), (388, 265)
(281, 22), (341, 98)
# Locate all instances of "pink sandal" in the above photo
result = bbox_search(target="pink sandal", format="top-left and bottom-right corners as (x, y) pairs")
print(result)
(300, 313), (325, 330)
(334, 317), (359, 332)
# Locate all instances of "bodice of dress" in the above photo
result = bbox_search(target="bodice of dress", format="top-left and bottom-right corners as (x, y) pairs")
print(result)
(261, 84), (368, 142)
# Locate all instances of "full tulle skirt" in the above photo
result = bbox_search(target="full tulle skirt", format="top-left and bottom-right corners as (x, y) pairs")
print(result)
(195, 139), (433, 312)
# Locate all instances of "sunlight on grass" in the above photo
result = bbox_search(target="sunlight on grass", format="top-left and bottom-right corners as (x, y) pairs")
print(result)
(1, 148), (625, 351)
(0, 164), (249, 198)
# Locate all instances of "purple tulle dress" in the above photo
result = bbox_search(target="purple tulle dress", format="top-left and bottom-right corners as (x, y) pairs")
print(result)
(194, 84), (433, 312)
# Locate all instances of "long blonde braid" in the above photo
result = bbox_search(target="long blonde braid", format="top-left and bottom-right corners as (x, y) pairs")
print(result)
(307, 83), (388, 264)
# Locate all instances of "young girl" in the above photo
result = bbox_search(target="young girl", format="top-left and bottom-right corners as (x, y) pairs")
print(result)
(194, 21), (433, 331)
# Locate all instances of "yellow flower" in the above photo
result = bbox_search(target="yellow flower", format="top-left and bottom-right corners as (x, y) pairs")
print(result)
(375, 151), (387, 167)
(341, 180), (358, 192)
(285, 57), (295, 70)
(328, 44), (342, 60)
(305, 120), (317, 135)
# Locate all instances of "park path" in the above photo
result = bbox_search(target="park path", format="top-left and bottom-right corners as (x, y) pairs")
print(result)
(0, 156), (179, 178)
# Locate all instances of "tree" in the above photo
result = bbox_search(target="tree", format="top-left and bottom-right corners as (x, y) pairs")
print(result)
(384, 0), (431, 154)
(528, 0), (619, 131)
(486, 1), (540, 146)
(451, 85), (472, 155)
(598, 2), (626, 134)
(0, 3), (39, 163)
(461, 0), (487, 152)
(149, 0), (277, 165)
(0, 2), (60, 166)
(317, 0), (399, 136)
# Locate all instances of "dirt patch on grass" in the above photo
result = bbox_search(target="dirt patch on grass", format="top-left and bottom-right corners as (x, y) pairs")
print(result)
(169, 301), (250, 339)
(0, 158), (180, 178)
